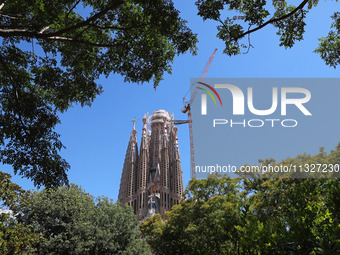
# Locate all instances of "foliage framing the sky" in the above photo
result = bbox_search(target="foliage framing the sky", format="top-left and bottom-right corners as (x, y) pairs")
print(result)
(195, 0), (340, 68)
(0, 0), (197, 188)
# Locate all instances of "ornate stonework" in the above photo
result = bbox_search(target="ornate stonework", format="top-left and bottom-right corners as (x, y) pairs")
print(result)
(118, 110), (184, 221)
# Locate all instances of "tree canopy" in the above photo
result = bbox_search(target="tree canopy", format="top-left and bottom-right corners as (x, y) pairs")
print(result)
(141, 177), (340, 254)
(140, 144), (340, 254)
(195, 0), (340, 67)
(18, 183), (151, 255)
(0, 0), (197, 188)
(0, 171), (39, 254)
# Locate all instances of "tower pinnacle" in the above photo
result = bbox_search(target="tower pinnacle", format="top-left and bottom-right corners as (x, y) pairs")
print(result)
(132, 118), (137, 130)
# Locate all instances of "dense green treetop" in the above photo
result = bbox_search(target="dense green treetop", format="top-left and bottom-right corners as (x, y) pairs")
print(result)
(141, 177), (340, 254)
(0, 171), (39, 254)
(140, 145), (340, 254)
(18, 183), (151, 255)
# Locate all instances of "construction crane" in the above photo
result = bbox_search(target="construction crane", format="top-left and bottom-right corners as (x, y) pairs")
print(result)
(173, 48), (218, 178)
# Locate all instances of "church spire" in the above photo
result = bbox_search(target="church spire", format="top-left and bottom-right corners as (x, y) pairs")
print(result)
(118, 121), (138, 210)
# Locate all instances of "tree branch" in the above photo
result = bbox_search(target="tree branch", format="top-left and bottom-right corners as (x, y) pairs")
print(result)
(0, 13), (19, 19)
(89, 24), (129, 30)
(0, 55), (30, 139)
(0, 28), (38, 37)
(0, 28), (127, 48)
(0, 26), (127, 50)
(217, 16), (231, 39)
(234, 0), (309, 40)
(43, 35), (126, 48)
(0, 1), (123, 41)
(39, 26), (50, 34)
(66, 0), (81, 20)
(243, 25), (254, 54)
(74, 24), (93, 39)
(0, 2), (6, 11)
(45, 1), (123, 38)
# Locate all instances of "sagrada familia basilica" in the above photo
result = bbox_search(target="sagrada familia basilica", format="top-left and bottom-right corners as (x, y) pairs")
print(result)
(118, 110), (184, 221)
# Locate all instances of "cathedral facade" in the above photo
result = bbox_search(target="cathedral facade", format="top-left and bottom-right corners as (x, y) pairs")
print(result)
(118, 110), (184, 220)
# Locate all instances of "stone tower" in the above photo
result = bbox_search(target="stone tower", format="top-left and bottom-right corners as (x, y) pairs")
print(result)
(118, 110), (184, 221)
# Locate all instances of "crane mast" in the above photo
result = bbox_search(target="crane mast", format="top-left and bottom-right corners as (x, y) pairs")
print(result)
(183, 49), (217, 178)
(189, 49), (218, 106)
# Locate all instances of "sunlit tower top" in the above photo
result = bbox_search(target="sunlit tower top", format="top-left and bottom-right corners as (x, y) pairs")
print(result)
(118, 110), (184, 221)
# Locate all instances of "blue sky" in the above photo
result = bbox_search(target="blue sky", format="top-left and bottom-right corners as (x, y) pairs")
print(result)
(3, 1), (340, 199)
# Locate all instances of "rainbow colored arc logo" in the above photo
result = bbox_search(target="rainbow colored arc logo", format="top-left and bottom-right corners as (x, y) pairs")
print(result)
(197, 82), (222, 106)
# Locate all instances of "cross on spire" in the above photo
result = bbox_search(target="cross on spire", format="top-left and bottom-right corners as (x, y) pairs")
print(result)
(132, 118), (137, 130)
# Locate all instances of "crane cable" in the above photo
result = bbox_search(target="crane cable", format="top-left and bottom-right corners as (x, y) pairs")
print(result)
(183, 82), (197, 103)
